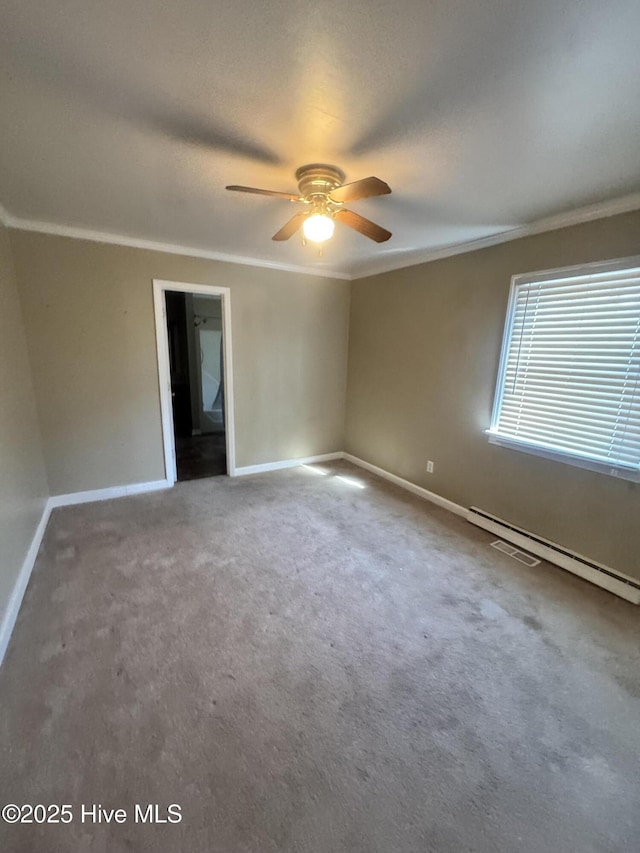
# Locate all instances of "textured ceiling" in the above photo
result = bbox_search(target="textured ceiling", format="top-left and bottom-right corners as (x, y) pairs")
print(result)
(1, 0), (639, 277)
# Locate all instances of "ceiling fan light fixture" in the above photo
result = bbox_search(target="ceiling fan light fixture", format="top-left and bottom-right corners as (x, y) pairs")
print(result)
(302, 212), (335, 243)
(227, 164), (392, 244)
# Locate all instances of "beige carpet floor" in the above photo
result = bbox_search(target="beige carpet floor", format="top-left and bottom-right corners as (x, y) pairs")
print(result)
(1, 461), (639, 852)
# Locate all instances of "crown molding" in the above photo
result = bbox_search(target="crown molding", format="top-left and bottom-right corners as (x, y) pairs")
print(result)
(3, 211), (351, 281)
(3, 189), (640, 283)
(349, 191), (640, 280)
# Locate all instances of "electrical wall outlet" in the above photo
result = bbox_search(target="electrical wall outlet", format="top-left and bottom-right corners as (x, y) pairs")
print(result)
(426, 460), (434, 473)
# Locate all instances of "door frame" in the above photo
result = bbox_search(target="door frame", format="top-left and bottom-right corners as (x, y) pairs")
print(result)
(153, 279), (237, 482)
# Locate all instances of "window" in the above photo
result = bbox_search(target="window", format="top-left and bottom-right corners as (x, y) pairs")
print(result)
(488, 256), (640, 482)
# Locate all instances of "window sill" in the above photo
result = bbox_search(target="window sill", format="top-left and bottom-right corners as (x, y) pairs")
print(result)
(486, 430), (640, 483)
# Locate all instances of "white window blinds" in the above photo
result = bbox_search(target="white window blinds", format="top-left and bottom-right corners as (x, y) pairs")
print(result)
(489, 258), (640, 480)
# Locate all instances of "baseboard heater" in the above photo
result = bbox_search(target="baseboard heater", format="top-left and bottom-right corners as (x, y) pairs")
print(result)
(467, 507), (640, 605)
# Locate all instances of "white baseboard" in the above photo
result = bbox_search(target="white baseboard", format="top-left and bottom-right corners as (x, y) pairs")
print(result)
(233, 452), (343, 477)
(0, 478), (173, 668)
(48, 479), (172, 508)
(342, 454), (639, 603)
(0, 498), (52, 667)
(467, 507), (640, 605)
(343, 453), (467, 517)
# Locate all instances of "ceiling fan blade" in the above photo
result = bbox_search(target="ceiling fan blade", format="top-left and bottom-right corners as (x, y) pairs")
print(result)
(272, 212), (310, 241)
(226, 185), (302, 202)
(335, 209), (391, 243)
(329, 176), (391, 203)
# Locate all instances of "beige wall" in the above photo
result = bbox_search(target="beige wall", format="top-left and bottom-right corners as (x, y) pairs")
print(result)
(6, 212), (638, 579)
(0, 222), (48, 623)
(346, 210), (640, 579)
(10, 232), (350, 494)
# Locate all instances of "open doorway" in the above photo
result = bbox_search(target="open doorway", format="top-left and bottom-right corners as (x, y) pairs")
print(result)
(165, 291), (226, 480)
(153, 280), (236, 483)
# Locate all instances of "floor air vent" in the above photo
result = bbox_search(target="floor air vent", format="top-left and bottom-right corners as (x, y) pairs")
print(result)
(467, 507), (640, 605)
(491, 540), (540, 567)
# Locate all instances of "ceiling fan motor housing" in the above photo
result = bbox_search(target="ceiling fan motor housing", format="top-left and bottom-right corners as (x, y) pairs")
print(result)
(295, 164), (346, 200)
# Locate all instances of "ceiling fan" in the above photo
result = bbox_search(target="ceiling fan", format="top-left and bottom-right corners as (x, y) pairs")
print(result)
(226, 164), (392, 244)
